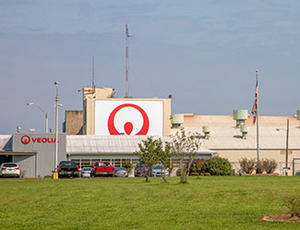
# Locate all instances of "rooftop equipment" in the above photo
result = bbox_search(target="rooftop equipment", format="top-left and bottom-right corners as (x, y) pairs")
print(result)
(233, 110), (248, 127)
(240, 125), (249, 139)
(171, 114), (184, 128)
(202, 126), (211, 139)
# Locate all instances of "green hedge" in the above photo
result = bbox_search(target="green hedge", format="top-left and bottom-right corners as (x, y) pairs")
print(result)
(205, 156), (232, 176)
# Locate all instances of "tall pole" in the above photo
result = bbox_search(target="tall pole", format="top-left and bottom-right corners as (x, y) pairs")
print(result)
(256, 70), (260, 161)
(125, 24), (129, 98)
(285, 119), (289, 176)
(54, 82), (59, 171)
(45, 112), (48, 133)
(92, 56), (95, 90)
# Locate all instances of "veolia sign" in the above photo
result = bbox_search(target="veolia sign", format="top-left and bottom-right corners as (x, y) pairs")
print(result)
(20, 135), (56, 145)
(95, 100), (163, 136)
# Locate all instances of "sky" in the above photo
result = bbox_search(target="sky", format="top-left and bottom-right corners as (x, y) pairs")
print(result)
(1, 0), (300, 134)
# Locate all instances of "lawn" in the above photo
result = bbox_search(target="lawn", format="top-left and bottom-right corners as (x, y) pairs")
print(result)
(0, 176), (299, 230)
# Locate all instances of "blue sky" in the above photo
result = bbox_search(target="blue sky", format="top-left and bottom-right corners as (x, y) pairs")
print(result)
(1, 0), (300, 133)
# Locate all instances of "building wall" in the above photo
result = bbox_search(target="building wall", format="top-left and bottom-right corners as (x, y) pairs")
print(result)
(83, 88), (114, 135)
(83, 88), (172, 137)
(13, 155), (36, 177)
(64, 110), (83, 135)
(13, 134), (67, 177)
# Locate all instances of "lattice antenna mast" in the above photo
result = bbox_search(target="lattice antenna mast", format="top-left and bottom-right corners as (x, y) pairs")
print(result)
(92, 56), (95, 91)
(125, 24), (131, 98)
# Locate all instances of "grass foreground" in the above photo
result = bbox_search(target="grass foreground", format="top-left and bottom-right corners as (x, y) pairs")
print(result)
(0, 176), (300, 230)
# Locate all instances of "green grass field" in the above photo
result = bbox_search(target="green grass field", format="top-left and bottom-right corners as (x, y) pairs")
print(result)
(0, 176), (299, 230)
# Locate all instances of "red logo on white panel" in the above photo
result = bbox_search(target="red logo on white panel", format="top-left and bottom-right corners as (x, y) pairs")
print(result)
(107, 103), (149, 135)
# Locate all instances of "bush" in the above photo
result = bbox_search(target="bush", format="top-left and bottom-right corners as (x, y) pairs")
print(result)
(189, 159), (206, 175)
(205, 156), (232, 176)
(262, 159), (277, 174)
(284, 195), (300, 217)
(256, 160), (264, 174)
(239, 158), (255, 174)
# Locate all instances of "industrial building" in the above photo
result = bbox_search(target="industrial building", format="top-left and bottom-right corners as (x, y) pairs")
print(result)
(1, 87), (300, 177)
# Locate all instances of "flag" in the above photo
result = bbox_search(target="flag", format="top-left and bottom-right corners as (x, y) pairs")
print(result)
(251, 72), (258, 124)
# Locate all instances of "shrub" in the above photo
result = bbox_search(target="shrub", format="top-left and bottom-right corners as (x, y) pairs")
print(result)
(284, 195), (300, 217)
(204, 172), (211, 176)
(256, 160), (264, 174)
(262, 159), (277, 174)
(239, 158), (255, 174)
(189, 159), (206, 175)
(205, 156), (232, 176)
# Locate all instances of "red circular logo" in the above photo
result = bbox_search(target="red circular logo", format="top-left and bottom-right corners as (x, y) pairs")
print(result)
(21, 135), (31, 145)
(108, 103), (149, 135)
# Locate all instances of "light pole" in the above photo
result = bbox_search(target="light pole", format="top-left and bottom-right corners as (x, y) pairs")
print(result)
(26, 102), (49, 133)
(276, 119), (290, 176)
(54, 81), (59, 173)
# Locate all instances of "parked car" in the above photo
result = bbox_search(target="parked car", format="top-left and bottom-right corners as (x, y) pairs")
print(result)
(58, 161), (79, 178)
(134, 163), (149, 177)
(114, 167), (128, 177)
(151, 165), (169, 177)
(0, 163), (20, 178)
(81, 167), (93, 178)
(92, 161), (114, 177)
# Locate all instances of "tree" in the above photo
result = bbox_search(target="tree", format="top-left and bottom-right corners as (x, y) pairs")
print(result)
(157, 141), (172, 183)
(172, 129), (201, 183)
(136, 137), (162, 182)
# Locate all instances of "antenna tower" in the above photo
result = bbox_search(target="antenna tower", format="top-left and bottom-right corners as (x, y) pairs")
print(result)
(92, 56), (95, 91)
(125, 24), (130, 97)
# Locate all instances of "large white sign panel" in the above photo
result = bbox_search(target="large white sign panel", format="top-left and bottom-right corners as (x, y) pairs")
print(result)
(95, 100), (163, 136)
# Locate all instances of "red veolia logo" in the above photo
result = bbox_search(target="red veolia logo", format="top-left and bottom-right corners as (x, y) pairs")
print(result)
(20, 135), (56, 144)
(21, 135), (31, 145)
(108, 103), (149, 135)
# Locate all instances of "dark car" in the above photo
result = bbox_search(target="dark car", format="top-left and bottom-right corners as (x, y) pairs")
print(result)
(134, 163), (149, 177)
(92, 161), (114, 177)
(58, 161), (79, 178)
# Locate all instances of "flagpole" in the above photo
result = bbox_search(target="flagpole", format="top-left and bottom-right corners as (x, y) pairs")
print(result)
(256, 70), (260, 161)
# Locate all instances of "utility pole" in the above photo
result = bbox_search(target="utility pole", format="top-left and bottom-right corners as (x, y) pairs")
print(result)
(45, 112), (48, 133)
(256, 70), (260, 161)
(54, 81), (59, 174)
(285, 119), (289, 176)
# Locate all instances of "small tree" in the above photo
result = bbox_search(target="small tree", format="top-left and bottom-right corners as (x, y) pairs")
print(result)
(157, 141), (173, 183)
(136, 137), (162, 182)
(172, 129), (201, 184)
(284, 195), (300, 217)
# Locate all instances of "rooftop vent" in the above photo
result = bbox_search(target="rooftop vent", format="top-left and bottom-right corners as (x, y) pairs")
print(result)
(297, 110), (300, 120)
(16, 126), (21, 133)
(171, 114), (184, 128)
(233, 110), (248, 127)
(202, 126), (211, 139)
(29, 128), (36, 133)
(240, 125), (249, 139)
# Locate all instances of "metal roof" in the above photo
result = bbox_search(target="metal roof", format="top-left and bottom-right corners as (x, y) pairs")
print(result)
(66, 135), (216, 155)
(0, 135), (12, 151)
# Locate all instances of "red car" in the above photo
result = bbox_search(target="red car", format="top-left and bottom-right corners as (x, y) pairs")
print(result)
(92, 161), (114, 177)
